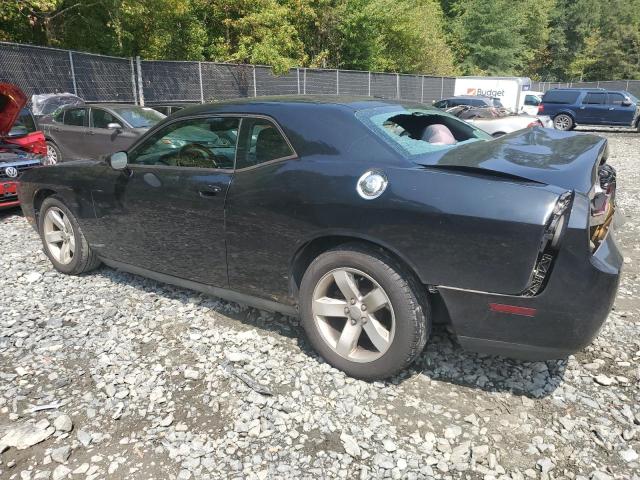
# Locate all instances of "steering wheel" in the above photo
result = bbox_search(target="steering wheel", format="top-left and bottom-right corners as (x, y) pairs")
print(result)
(179, 143), (218, 168)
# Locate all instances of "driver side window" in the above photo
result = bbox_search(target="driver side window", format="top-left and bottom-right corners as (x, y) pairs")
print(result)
(129, 116), (239, 169)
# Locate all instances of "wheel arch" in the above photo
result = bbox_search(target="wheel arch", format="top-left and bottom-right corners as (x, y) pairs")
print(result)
(553, 110), (576, 121)
(289, 233), (425, 298)
(33, 188), (58, 220)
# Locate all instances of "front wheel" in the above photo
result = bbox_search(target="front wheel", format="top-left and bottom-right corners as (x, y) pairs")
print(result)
(553, 114), (574, 131)
(38, 196), (101, 275)
(299, 244), (429, 380)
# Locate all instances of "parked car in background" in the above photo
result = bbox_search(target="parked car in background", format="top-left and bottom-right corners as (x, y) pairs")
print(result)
(447, 105), (543, 137)
(539, 88), (640, 131)
(19, 96), (621, 380)
(521, 91), (544, 115)
(148, 103), (196, 116)
(433, 95), (503, 109)
(39, 104), (165, 163)
(1, 83), (44, 209)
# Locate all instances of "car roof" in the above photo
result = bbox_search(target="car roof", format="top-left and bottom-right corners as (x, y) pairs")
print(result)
(445, 95), (493, 100)
(56, 103), (140, 110)
(168, 95), (436, 118)
(85, 103), (140, 108)
(545, 88), (628, 94)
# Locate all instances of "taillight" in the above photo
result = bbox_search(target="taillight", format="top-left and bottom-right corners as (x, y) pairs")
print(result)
(537, 104), (544, 114)
(523, 192), (572, 296)
(590, 164), (616, 250)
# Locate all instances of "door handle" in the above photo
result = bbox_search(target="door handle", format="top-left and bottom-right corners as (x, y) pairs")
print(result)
(609, 107), (615, 110)
(198, 185), (222, 197)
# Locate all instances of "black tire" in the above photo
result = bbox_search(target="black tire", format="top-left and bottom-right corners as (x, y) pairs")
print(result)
(553, 113), (574, 131)
(45, 141), (62, 165)
(38, 196), (101, 275)
(299, 244), (430, 380)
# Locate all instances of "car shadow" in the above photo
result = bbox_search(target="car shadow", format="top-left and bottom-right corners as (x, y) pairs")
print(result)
(93, 265), (565, 399)
(0, 206), (22, 220)
(574, 126), (638, 134)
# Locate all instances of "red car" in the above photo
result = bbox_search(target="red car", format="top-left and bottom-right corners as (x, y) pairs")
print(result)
(1, 83), (46, 210)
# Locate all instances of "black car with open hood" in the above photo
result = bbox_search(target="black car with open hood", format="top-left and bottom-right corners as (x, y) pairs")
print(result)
(17, 96), (622, 380)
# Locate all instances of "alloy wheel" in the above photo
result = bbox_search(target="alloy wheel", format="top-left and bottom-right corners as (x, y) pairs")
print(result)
(46, 144), (58, 165)
(554, 115), (571, 130)
(312, 267), (395, 363)
(43, 207), (75, 265)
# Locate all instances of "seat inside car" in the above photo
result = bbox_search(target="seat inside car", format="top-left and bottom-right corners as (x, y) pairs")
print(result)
(420, 124), (456, 145)
(255, 126), (290, 164)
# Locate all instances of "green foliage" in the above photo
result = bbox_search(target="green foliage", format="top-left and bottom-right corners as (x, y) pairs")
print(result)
(1, 0), (639, 80)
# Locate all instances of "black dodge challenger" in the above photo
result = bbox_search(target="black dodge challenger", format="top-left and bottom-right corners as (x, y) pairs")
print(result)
(18, 96), (621, 380)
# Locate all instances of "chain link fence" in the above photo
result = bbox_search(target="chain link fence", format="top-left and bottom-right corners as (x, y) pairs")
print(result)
(1, 41), (638, 108)
(533, 80), (640, 98)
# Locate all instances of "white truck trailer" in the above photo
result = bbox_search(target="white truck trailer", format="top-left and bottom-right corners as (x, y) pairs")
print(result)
(453, 76), (533, 113)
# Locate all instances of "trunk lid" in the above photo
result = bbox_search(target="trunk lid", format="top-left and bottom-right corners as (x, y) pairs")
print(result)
(417, 127), (607, 194)
(0, 83), (28, 137)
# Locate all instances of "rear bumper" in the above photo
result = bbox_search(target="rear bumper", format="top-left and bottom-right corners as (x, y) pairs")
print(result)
(439, 229), (622, 360)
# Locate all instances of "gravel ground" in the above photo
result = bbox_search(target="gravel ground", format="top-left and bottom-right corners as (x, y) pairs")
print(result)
(1, 129), (639, 480)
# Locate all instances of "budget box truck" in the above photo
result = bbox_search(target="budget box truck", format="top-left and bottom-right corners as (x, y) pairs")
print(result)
(453, 76), (533, 113)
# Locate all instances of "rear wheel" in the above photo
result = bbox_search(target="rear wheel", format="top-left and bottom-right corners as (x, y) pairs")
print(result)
(45, 141), (62, 165)
(299, 244), (429, 380)
(553, 114), (574, 131)
(38, 196), (100, 275)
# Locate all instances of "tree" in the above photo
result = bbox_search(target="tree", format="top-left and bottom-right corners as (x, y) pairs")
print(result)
(448, 0), (532, 75)
(337, 0), (456, 74)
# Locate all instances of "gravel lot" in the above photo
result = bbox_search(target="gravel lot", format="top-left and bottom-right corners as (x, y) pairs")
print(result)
(1, 129), (639, 480)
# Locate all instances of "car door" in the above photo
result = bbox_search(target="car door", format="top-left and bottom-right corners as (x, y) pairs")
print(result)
(577, 92), (607, 124)
(606, 92), (636, 125)
(90, 115), (239, 287)
(88, 107), (138, 158)
(51, 107), (89, 159)
(225, 116), (298, 299)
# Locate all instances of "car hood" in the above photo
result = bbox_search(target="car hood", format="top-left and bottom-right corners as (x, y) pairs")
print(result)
(417, 127), (607, 194)
(0, 83), (27, 136)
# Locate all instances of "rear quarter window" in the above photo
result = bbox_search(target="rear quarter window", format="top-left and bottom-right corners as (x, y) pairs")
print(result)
(541, 90), (581, 104)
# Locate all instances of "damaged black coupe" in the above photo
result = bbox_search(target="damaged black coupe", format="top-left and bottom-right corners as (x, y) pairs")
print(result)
(18, 97), (621, 380)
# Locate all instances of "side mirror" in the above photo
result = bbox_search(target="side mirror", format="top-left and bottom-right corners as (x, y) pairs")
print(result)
(108, 151), (128, 170)
(8, 126), (29, 138)
(621, 99), (632, 106)
(107, 122), (123, 131)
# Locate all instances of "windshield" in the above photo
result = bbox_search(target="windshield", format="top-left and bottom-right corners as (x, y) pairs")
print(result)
(356, 106), (491, 157)
(111, 106), (165, 128)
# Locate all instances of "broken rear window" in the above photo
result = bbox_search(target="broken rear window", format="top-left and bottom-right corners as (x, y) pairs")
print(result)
(356, 106), (491, 157)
